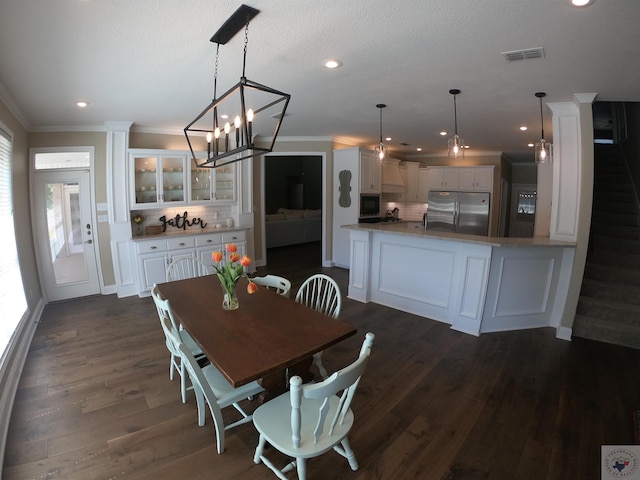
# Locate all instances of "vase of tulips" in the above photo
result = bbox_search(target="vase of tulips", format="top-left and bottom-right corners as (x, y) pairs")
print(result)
(211, 243), (257, 310)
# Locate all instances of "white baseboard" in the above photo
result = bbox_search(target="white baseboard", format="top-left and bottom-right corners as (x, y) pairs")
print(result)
(556, 326), (572, 341)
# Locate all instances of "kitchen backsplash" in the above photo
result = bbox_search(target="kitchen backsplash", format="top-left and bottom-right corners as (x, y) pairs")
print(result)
(382, 199), (428, 222)
(131, 205), (235, 231)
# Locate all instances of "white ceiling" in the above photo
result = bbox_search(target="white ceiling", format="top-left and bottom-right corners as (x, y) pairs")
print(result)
(1, 0), (638, 162)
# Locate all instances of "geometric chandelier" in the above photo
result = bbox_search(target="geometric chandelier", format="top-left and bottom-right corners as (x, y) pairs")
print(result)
(184, 5), (291, 169)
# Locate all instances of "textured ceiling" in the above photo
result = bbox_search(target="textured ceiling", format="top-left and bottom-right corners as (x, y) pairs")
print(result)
(1, 0), (638, 162)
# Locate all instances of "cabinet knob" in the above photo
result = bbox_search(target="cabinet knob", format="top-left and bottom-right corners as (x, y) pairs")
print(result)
(179, 242), (185, 246)
(150, 246), (157, 250)
(207, 239), (212, 243)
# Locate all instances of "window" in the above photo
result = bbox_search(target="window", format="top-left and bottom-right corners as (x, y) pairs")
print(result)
(0, 124), (28, 358)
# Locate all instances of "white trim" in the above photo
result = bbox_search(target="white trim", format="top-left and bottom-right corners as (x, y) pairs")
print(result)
(0, 82), (31, 131)
(556, 326), (572, 341)
(30, 125), (107, 133)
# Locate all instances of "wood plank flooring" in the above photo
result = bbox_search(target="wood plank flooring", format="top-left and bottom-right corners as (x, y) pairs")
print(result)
(4, 241), (640, 479)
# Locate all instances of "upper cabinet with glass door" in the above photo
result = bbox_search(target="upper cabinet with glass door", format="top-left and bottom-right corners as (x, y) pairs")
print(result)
(188, 157), (236, 204)
(213, 164), (236, 203)
(130, 152), (187, 208)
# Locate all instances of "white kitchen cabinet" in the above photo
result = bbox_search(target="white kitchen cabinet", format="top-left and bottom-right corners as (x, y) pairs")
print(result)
(458, 166), (494, 192)
(196, 232), (223, 267)
(359, 149), (381, 194)
(133, 229), (248, 296)
(417, 168), (430, 202)
(426, 167), (459, 190)
(130, 151), (188, 208)
(135, 238), (169, 293)
(399, 162), (420, 202)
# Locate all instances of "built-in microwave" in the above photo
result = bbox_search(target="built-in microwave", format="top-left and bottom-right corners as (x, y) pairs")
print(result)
(359, 194), (381, 222)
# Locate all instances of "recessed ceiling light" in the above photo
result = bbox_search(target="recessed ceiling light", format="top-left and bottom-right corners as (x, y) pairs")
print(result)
(439, 131), (447, 136)
(416, 147), (422, 152)
(571, 0), (593, 6)
(385, 137), (392, 141)
(528, 143), (535, 147)
(464, 145), (470, 149)
(520, 126), (528, 131)
(324, 59), (343, 69)
(76, 101), (88, 108)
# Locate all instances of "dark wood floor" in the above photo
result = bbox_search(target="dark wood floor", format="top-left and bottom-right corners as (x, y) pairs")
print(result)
(4, 241), (640, 479)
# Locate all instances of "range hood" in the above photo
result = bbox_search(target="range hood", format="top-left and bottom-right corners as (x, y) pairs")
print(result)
(381, 159), (405, 193)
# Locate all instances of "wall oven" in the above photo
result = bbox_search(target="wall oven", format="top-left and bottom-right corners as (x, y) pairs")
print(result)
(359, 194), (381, 222)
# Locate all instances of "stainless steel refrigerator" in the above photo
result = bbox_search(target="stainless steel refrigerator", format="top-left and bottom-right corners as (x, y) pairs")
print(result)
(427, 191), (490, 235)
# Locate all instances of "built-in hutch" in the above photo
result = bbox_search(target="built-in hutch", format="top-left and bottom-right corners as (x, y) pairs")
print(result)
(128, 148), (249, 297)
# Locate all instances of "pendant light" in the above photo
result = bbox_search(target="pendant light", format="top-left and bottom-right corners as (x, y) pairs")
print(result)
(447, 89), (464, 158)
(534, 92), (553, 164)
(374, 104), (388, 161)
(184, 5), (291, 169)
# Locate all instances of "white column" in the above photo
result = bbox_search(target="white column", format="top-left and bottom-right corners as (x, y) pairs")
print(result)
(547, 94), (597, 337)
(105, 121), (137, 297)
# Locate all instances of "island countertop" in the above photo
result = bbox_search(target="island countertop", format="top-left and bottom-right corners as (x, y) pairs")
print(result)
(342, 222), (576, 248)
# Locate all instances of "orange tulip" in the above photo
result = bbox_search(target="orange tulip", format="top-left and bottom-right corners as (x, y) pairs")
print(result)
(229, 253), (240, 263)
(212, 251), (223, 263)
(240, 255), (252, 267)
(247, 281), (258, 294)
(225, 243), (237, 253)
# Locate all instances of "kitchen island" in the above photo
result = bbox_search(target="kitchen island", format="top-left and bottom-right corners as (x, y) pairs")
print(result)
(342, 222), (576, 338)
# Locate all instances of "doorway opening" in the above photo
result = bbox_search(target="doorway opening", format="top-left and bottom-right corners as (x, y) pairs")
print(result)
(263, 155), (323, 268)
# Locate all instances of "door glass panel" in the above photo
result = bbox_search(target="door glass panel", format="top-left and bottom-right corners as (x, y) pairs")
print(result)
(45, 181), (88, 285)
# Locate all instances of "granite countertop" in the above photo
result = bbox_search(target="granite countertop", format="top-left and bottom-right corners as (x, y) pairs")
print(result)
(131, 225), (249, 241)
(342, 222), (576, 248)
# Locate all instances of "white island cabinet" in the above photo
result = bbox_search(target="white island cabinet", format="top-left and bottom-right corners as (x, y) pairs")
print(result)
(345, 223), (575, 337)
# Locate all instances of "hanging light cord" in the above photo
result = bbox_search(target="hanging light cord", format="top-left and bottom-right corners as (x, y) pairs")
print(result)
(539, 96), (545, 141)
(379, 106), (384, 143)
(453, 93), (458, 136)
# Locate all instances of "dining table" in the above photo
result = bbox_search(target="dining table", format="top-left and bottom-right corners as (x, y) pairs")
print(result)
(156, 275), (357, 398)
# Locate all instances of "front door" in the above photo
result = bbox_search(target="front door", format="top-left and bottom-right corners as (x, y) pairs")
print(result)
(33, 169), (100, 301)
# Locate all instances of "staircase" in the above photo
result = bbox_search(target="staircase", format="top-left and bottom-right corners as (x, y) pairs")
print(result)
(573, 144), (640, 348)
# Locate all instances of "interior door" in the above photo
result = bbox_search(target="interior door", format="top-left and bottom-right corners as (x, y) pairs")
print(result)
(33, 169), (100, 301)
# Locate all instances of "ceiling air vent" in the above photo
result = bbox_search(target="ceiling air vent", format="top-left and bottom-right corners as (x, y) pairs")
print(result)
(501, 47), (545, 62)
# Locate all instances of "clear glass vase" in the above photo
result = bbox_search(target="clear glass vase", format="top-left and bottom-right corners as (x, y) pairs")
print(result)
(222, 283), (239, 310)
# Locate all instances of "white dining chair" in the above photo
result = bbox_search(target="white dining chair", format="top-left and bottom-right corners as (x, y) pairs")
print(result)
(166, 256), (211, 282)
(252, 332), (375, 480)
(295, 274), (342, 379)
(176, 339), (265, 454)
(151, 284), (207, 403)
(252, 274), (292, 298)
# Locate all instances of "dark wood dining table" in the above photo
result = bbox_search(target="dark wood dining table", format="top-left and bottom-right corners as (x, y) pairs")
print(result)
(156, 275), (357, 394)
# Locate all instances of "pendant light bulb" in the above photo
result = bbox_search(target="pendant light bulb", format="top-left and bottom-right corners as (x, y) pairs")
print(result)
(375, 104), (388, 162)
(448, 89), (464, 158)
(534, 92), (553, 164)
